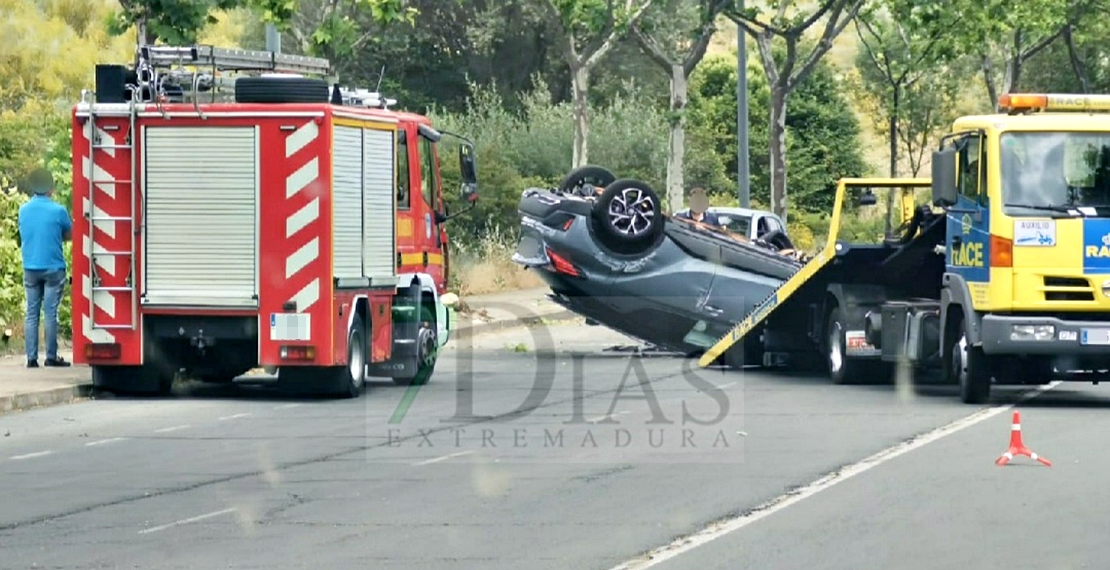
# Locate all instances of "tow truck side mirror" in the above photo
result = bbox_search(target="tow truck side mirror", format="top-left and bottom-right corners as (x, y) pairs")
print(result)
(459, 142), (478, 203)
(931, 147), (958, 207)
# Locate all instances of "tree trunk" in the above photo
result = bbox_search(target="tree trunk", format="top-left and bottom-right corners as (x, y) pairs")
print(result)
(769, 85), (788, 223)
(889, 86), (899, 178)
(667, 64), (687, 213)
(571, 64), (590, 168)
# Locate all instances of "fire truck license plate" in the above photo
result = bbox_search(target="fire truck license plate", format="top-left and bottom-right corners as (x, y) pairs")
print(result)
(1081, 328), (1110, 345)
(271, 313), (311, 341)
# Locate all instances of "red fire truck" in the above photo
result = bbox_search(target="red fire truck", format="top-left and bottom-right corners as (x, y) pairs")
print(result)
(71, 45), (478, 398)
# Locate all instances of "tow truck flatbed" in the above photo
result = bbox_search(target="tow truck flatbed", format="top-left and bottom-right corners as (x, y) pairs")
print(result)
(698, 178), (941, 375)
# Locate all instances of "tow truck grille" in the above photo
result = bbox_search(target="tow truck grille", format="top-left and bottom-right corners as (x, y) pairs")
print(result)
(1043, 276), (1094, 301)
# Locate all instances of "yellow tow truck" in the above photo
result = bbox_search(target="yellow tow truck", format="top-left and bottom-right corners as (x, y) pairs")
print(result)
(700, 93), (1110, 403)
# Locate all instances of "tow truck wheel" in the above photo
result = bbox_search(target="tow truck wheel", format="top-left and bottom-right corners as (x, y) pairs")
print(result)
(953, 321), (991, 404)
(826, 308), (884, 385)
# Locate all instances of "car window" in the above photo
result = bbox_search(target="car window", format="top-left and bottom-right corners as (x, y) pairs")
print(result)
(721, 215), (751, 236)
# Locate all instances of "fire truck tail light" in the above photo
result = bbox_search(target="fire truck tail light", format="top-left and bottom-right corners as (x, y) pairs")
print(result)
(85, 343), (121, 359)
(280, 345), (316, 360)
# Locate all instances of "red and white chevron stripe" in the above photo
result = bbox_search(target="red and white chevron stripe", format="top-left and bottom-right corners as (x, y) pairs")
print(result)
(282, 120), (323, 313)
(74, 117), (131, 347)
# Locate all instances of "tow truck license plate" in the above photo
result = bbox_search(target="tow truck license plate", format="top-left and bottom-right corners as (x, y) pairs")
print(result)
(1080, 329), (1110, 345)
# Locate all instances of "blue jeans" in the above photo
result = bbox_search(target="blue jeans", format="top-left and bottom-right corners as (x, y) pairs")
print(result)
(25, 269), (66, 362)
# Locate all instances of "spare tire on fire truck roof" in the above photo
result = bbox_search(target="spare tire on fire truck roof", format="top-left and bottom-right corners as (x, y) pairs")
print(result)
(234, 75), (331, 104)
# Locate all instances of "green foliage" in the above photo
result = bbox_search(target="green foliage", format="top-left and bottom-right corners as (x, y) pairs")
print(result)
(686, 49), (867, 214)
(109, 0), (244, 43)
(849, 11), (962, 176)
(431, 76), (710, 238)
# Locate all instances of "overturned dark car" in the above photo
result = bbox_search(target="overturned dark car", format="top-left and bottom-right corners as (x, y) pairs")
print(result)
(511, 166), (809, 359)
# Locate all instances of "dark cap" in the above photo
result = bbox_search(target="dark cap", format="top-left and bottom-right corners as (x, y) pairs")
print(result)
(26, 168), (53, 195)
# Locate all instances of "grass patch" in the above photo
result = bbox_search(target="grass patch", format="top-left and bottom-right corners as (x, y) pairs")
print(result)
(449, 225), (543, 297)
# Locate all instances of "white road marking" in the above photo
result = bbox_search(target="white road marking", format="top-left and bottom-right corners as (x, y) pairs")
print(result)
(138, 508), (237, 535)
(154, 425), (190, 433)
(413, 450), (474, 466)
(218, 413), (251, 421)
(718, 381), (739, 389)
(9, 450), (52, 460)
(586, 410), (630, 424)
(85, 437), (127, 447)
(273, 403), (302, 410)
(607, 381), (1062, 570)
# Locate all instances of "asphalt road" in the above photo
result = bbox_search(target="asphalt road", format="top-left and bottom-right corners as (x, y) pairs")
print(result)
(0, 320), (1103, 570)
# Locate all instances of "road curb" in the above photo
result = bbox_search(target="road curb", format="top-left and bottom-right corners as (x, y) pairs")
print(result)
(0, 382), (93, 415)
(452, 309), (579, 342)
(0, 309), (581, 415)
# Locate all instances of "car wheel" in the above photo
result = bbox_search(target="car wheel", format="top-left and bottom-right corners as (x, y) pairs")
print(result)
(591, 179), (664, 254)
(758, 229), (794, 251)
(559, 165), (617, 195)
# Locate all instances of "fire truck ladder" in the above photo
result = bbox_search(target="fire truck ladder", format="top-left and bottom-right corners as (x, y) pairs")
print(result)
(86, 98), (139, 331)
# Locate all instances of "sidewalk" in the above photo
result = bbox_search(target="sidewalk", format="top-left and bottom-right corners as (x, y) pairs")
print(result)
(0, 287), (573, 415)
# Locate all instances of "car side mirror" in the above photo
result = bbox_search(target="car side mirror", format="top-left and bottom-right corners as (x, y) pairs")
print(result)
(931, 147), (958, 207)
(459, 142), (478, 203)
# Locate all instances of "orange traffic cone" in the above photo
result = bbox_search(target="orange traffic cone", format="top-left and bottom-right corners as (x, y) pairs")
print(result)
(996, 410), (1051, 467)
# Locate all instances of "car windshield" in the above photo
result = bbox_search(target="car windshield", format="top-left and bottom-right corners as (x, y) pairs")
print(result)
(1001, 131), (1110, 216)
(718, 214), (751, 236)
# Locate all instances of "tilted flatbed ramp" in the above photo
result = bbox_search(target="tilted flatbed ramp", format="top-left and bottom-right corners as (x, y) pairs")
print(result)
(698, 178), (934, 368)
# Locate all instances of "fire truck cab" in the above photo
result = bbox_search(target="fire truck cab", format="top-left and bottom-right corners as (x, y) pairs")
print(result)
(72, 45), (479, 398)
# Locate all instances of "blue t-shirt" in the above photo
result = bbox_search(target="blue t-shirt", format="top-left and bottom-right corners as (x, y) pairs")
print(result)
(19, 195), (72, 272)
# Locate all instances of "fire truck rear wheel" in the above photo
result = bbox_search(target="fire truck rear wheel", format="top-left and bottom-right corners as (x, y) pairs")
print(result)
(336, 318), (368, 398)
(234, 76), (331, 104)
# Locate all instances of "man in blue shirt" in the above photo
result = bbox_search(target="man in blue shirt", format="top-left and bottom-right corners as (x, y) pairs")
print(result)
(18, 168), (72, 368)
(673, 187), (721, 226)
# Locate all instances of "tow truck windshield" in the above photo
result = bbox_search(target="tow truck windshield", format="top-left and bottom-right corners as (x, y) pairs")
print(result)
(1001, 131), (1110, 217)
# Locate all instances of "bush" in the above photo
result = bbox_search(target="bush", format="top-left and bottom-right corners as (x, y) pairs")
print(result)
(0, 111), (74, 341)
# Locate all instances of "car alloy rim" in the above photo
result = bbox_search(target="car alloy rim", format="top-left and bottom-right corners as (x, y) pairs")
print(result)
(607, 187), (655, 236)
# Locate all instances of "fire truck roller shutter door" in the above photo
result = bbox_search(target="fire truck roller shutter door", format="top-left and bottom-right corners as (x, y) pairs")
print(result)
(142, 126), (259, 307)
(332, 125), (363, 279)
(362, 127), (396, 281)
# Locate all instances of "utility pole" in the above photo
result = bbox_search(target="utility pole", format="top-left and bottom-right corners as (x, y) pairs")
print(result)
(736, 3), (750, 209)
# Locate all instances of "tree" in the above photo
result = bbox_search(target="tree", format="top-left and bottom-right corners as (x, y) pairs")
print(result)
(686, 50), (866, 215)
(852, 5), (955, 176)
(631, 0), (729, 211)
(544, 0), (654, 168)
(111, 0), (244, 44)
(899, 0), (1103, 109)
(725, 0), (867, 223)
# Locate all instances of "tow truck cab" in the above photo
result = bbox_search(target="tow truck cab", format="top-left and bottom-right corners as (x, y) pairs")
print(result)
(925, 93), (1110, 401)
(699, 93), (1110, 404)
